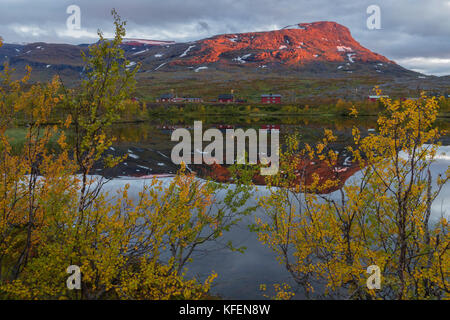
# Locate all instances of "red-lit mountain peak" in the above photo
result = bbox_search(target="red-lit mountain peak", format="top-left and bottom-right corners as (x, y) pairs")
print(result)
(173, 21), (392, 67)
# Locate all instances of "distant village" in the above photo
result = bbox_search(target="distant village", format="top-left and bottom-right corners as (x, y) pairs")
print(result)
(156, 93), (282, 104)
(154, 92), (450, 104)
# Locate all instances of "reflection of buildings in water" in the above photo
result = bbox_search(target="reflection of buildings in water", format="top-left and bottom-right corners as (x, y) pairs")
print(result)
(191, 154), (362, 194)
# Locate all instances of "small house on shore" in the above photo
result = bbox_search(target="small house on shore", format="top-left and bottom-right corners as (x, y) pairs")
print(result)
(218, 94), (234, 103)
(157, 93), (175, 102)
(261, 94), (282, 104)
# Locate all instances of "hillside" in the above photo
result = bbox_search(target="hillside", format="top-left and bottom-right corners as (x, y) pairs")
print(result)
(1, 21), (449, 99)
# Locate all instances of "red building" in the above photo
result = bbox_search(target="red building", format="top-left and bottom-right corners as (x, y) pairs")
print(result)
(261, 94), (282, 104)
(218, 94), (234, 103)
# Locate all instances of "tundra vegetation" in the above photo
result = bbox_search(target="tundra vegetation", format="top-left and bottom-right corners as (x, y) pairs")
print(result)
(0, 11), (253, 300)
(256, 91), (449, 299)
(0, 13), (448, 300)
(146, 96), (450, 121)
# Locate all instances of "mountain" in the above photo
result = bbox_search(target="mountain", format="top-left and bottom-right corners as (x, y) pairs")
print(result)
(0, 21), (424, 82)
(122, 21), (415, 77)
(171, 22), (393, 68)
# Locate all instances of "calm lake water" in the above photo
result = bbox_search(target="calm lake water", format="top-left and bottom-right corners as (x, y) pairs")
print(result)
(99, 116), (450, 299)
(100, 116), (380, 177)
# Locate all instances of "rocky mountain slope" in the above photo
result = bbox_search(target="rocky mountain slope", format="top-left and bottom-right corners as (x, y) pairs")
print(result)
(173, 22), (391, 66)
(0, 21), (425, 81)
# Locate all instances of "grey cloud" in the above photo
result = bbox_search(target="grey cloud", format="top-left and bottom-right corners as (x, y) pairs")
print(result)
(197, 21), (210, 32)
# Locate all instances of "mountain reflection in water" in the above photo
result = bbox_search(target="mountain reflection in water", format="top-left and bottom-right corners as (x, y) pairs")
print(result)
(93, 119), (450, 299)
(98, 119), (374, 193)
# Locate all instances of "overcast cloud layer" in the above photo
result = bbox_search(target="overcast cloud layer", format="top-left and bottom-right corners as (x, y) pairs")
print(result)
(0, 0), (449, 75)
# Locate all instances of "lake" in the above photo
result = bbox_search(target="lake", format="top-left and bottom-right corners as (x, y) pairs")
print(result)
(97, 115), (450, 299)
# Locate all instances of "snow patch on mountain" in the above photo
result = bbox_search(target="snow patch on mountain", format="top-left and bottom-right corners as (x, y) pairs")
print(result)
(233, 54), (252, 64)
(194, 66), (208, 72)
(154, 62), (167, 71)
(132, 49), (149, 55)
(347, 53), (356, 63)
(180, 45), (195, 58)
(282, 24), (306, 30)
(337, 46), (352, 52)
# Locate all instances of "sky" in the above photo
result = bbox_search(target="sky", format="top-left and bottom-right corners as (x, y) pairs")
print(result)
(0, 0), (449, 76)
